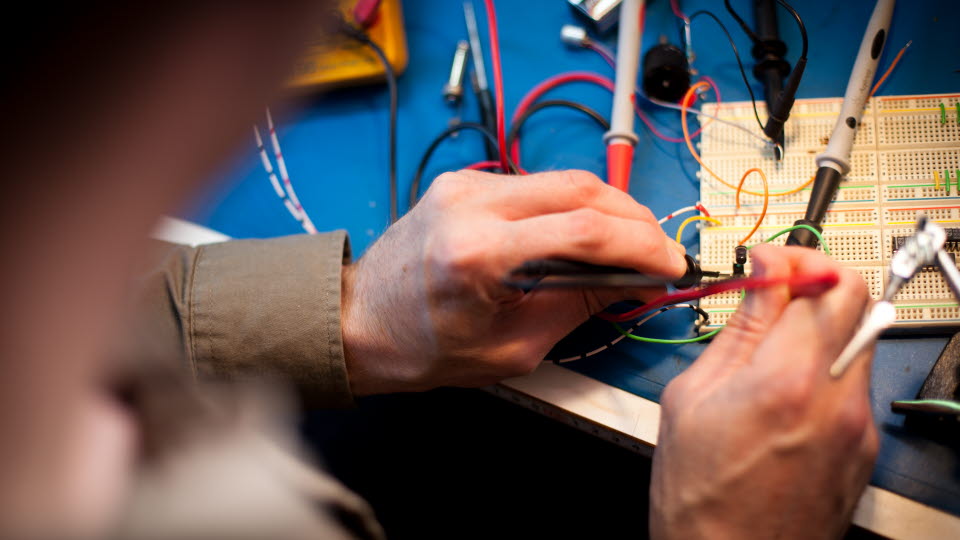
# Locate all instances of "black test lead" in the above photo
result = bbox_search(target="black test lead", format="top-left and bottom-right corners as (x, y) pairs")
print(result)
(463, 1), (499, 161)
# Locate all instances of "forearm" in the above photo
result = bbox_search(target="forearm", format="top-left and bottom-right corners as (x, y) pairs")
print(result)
(128, 233), (356, 407)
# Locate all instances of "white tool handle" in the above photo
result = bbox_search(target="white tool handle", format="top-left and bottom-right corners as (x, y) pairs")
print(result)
(817, 0), (896, 175)
(830, 301), (896, 378)
(603, 0), (642, 146)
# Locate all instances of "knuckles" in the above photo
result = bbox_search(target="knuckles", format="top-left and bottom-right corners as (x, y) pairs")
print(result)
(565, 208), (608, 251)
(561, 170), (605, 202)
(560, 170), (658, 225)
(833, 397), (873, 448)
(425, 172), (469, 209)
(755, 368), (818, 427)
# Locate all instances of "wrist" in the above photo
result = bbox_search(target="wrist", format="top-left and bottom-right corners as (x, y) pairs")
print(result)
(340, 262), (420, 397)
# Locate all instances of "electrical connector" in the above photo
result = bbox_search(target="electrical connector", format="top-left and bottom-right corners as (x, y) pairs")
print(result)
(560, 24), (589, 48)
(733, 245), (747, 276)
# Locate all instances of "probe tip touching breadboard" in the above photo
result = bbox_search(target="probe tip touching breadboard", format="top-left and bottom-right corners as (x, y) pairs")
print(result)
(697, 93), (960, 330)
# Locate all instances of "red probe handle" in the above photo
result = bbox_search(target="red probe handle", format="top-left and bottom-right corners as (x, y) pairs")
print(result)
(607, 142), (634, 192)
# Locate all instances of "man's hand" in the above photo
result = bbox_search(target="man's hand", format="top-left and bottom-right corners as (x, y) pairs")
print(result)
(341, 170), (688, 396)
(651, 245), (877, 539)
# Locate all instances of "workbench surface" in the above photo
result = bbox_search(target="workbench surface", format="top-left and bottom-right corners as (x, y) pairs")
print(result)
(182, 0), (960, 526)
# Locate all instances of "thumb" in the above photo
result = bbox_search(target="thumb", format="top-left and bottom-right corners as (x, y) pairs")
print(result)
(723, 244), (796, 340)
(685, 244), (796, 379)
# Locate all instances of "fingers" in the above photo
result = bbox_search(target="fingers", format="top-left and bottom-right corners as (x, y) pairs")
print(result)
(456, 169), (660, 224)
(502, 208), (688, 278)
(500, 285), (668, 353)
(728, 245), (846, 333)
(690, 245), (797, 377)
(759, 266), (872, 376)
(688, 246), (847, 381)
(726, 245), (794, 333)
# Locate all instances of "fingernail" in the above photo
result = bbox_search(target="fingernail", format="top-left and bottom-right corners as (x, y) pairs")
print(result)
(670, 240), (687, 256)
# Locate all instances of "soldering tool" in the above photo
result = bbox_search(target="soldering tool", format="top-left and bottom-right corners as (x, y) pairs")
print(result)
(785, 0), (895, 248)
(604, 0), (643, 192)
(504, 254), (725, 291)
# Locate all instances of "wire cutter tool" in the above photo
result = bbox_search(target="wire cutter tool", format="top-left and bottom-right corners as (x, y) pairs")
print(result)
(831, 216), (960, 377)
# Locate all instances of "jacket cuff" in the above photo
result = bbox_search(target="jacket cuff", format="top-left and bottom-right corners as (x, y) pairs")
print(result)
(188, 232), (354, 408)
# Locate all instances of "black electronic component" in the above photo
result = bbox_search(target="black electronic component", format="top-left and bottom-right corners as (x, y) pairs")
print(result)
(892, 232), (960, 269)
(733, 245), (748, 276)
(642, 42), (691, 103)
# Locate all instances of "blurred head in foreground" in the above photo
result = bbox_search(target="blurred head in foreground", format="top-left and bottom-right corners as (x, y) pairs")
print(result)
(0, 2), (345, 537)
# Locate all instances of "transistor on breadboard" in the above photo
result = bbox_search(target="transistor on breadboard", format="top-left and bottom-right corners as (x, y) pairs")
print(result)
(697, 93), (960, 330)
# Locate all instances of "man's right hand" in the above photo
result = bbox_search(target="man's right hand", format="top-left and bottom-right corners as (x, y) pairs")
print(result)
(651, 245), (877, 539)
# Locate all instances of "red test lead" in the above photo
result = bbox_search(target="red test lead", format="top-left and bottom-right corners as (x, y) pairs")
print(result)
(482, 0), (509, 173)
(596, 271), (841, 323)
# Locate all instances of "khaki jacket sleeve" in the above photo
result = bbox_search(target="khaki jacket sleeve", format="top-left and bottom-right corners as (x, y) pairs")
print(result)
(132, 232), (355, 408)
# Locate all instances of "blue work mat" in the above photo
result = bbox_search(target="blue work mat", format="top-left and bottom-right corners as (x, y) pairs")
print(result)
(184, 0), (960, 517)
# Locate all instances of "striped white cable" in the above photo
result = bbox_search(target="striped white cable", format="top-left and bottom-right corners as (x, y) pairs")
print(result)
(658, 203), (709, 225)
(658, 205), (699, 225)
(549, 304), (708, 364)
(265, 108), (317, 234)
(265, 109), (306, 212)
(253, 127), (288, 200)
(260, 108), (317, 234)
(253, 123), (317, 234)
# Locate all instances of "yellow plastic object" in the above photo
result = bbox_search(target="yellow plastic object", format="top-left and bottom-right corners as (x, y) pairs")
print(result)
(289, 0), (408, 91)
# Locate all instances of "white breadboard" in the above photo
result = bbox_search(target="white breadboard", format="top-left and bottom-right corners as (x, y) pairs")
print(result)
(697, 93), (960, 330)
